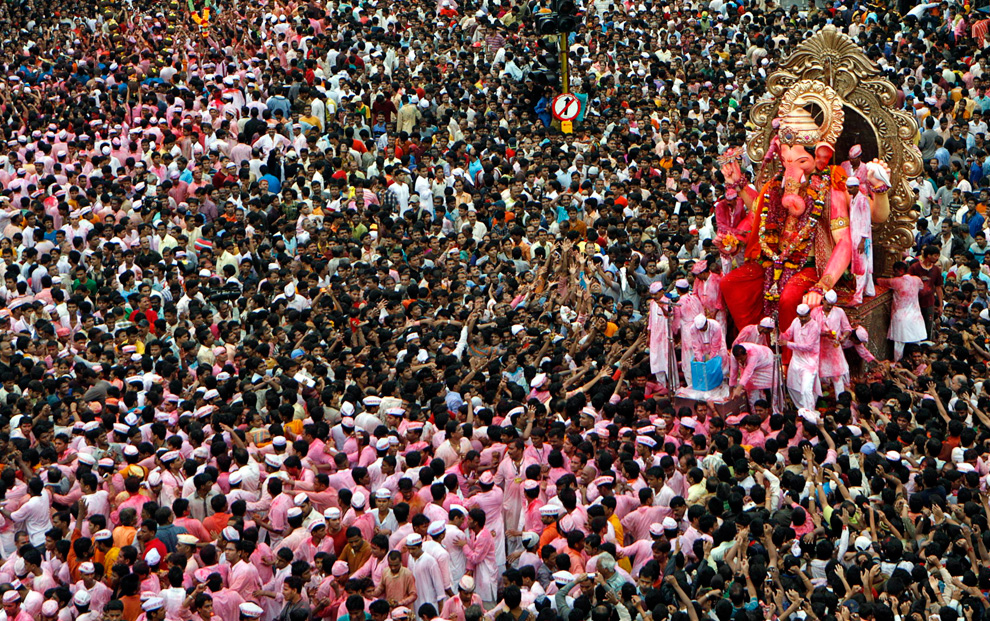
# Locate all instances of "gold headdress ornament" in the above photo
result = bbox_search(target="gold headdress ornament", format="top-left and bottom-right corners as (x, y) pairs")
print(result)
(775, 80), (844, 148)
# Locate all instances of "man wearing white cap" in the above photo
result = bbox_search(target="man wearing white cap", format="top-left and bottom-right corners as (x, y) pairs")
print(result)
(841, 144), (871, 191)
(1, 590), (28, 621)
(441, 576), (483, 621)
(444, 506), (470, 590)
(406, 532), (445, 614)
(846, 176), (875, 304)
(671, 278), (704, 337)
(423, 521), (454, 596)
(681, 313), (729, 389)
(780, 303), (822, 410)
(75, 561), (111, 614)
(812, 290), (853, 396)
(141, 597), (167, 621)
(646, 280), (672, 389)
(732, 316), (774, 348)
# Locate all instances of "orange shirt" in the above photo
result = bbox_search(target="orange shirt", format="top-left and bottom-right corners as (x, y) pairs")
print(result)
(202, 512), (231, 539)
(113, 525), (136, 549)
(121, 594), (142, 621)
(539, 522), (560, 550)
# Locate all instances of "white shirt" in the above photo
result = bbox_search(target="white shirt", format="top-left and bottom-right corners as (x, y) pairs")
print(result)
(10, 492), (53, 546)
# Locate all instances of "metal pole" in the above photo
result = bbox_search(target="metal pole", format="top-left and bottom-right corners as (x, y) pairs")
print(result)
(559, 31), (569, 94)
(770, 310), (788, 414)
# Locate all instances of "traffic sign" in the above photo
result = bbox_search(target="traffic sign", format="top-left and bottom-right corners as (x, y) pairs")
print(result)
(561, 120), (573, 134)
(551, 93), (580, 121)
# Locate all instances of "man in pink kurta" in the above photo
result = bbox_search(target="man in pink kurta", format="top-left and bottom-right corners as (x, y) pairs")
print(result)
(293, 525), (335, 565)
(729, 343), (776, 410)
(812, 292), (853, 396)
(781, 305), (821, 410)
(647, 284), (672, 387)
(671, 280), (704, 337)
(207, 585), (244, 621)
(459, 511), (497, 604)
(465, 476), (505, 573)
(226, 548), (262, 602)
(732, 317), (773, 348)
(681, 315), (729, 388)
(695, 263), (725, 326)
(110, 492), (149, 527)
(494, 442), (529, 554)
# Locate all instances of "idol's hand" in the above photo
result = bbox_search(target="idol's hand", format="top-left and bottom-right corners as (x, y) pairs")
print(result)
(802, 291), (823, 308)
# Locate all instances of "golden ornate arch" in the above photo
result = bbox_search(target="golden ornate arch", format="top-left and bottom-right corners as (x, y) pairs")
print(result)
(747, 25), (923, 276)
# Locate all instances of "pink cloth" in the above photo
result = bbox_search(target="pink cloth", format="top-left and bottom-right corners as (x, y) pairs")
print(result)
(812, 306), (852, 379)
(877, 275), (927, 343)
(732, 324), (769, 348)
(462, 527), (497, 601)
(729, 343), (775, 391)
(228, 559), (262, 602)
(681, 317), (729, 386)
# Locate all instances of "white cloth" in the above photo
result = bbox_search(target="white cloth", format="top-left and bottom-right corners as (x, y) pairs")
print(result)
(409, 552), (446, 613)
(647, 300), (671, 382)
(849, 191), (875, 303)
(782, 317), (822, 410)
(882, 274), (928, 343)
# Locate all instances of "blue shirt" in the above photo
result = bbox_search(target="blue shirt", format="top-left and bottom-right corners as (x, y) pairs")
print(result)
(261, 174), (282, 194)
(935, 147), (951, 169)
(971, 161), (985, 187)
(962, 210), (985, 239)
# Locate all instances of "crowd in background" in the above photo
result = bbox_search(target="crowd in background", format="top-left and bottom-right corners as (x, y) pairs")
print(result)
(0, 1), (986, 621)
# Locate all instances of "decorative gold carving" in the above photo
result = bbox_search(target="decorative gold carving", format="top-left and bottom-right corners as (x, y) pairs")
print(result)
(777, 81), (845, 147)
(746, 25), (922, 277)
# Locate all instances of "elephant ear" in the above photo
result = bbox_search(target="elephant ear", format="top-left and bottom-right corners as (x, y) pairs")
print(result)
(814, 143), (835, 169)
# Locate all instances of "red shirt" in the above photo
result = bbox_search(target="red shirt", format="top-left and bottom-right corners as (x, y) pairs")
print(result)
(144, 538), (167, 565)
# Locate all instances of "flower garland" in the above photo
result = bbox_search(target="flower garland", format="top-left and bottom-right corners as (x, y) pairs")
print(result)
(757, 169), (830, 314)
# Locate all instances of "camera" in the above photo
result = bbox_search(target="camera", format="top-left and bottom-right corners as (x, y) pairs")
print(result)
(203, 283), (241, 303)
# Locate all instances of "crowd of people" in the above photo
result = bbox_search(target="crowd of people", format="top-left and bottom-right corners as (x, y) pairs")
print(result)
(0, 0), (985, 620)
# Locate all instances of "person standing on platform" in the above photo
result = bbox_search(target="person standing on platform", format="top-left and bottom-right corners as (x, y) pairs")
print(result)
(878, 261), (928, 361)
(847, 177), (875, 304)
(781, 304), (822, 410)
(813, 290), (853, 396)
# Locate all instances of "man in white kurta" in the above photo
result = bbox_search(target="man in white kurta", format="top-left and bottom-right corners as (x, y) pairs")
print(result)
(729, 343), (777, 410)
(811, 290), (853, 396)
(444, 514), (469, 592)
(847, 177), (875, 304)
(647, 283), (672, 387)
(423, 523), (454, 597)
(877, 262), (928, 361)
(780, 304), (821, 410)
(681, 314), (729, 388)
(407, 534), (446, 614)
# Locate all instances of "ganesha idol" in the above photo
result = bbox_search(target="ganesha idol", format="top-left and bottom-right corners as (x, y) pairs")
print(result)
(718, 80), (892, 334)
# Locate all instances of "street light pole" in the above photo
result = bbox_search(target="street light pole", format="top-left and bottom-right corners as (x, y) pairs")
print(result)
(559, 31), (569, 94)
